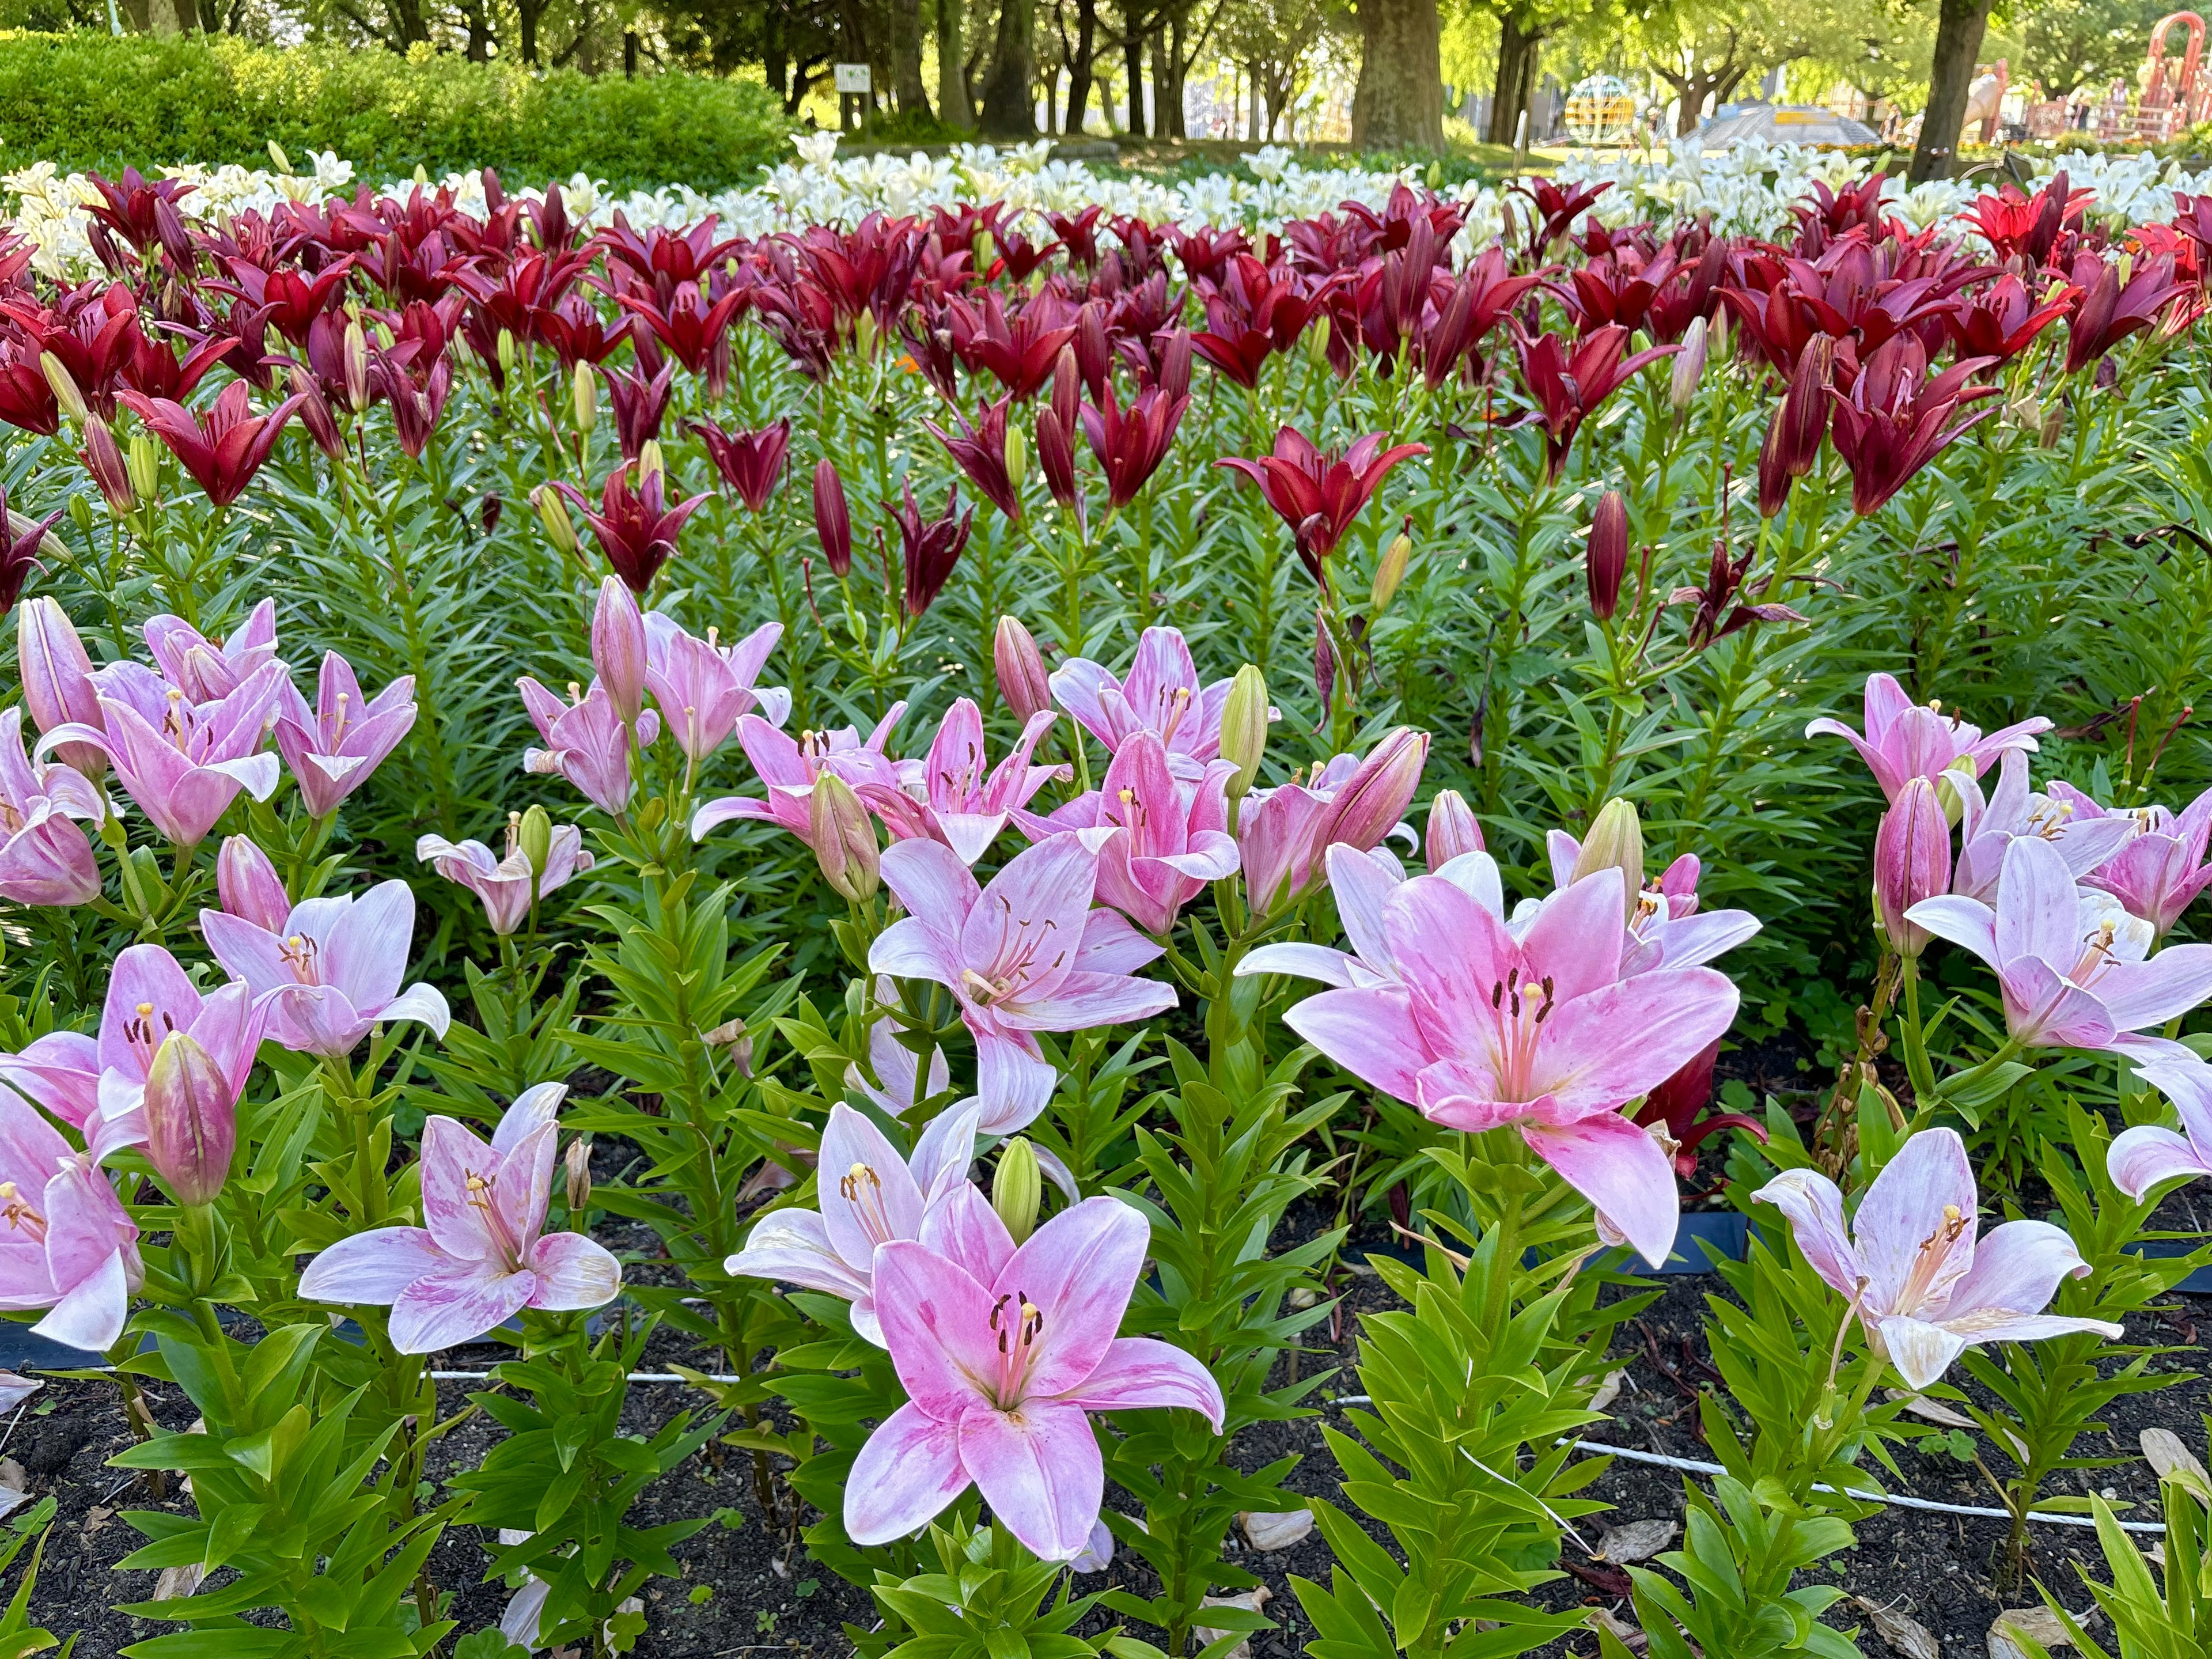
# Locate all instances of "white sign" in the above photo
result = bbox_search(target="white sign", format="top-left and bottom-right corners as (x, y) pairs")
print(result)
(834, 62), (872, 94)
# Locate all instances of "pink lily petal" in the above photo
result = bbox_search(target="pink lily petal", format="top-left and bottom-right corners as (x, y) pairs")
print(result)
(958, 1398), (1104, 1561)
(298, 1226), (448, 1302)
(1521, 1111), (1679, 1268)
(389, 1263), (536, 1354)
(999, 1195), (1147, 1397)
(844, 1400), (971, 1544)
(1059, 1336), (1225, 1429)
(526, 1232), (623, 1310)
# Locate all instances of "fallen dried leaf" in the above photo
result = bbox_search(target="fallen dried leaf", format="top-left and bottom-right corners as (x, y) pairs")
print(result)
(1990, 1606), (2088, 1659)
(82, 1506), (113, 1540)
(154, 1563), (206, 1601)
(1589, 1368), (1630, 1414)
(0, 1459), (26, 1493)
(1195, 1586), (1271, 1659)
(1239, 1509), (1314, 1551)
(2141, 1429), (2212, 1501)
(1852, 1597), (1939, 1659)
(1596, 1520), (1676, 1564)
(1585, 1605), (1646, 1653)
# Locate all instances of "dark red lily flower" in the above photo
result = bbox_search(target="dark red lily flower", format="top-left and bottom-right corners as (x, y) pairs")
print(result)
(813, 459), (853, 577)
(603, 358), (674, 461)
(350, 229), (457, 308)
(0, 230), (34, 295)
(890, 481), (974, 616)
(370, 345), (453, 461)
(1078, 383), (1188, 510)
(1669, 536), (1808, 650)
(1566, 243), (1685, 337)
(0, 331), (59, 435)
(1510, 177), (1612, 254)
(1787, 173), (1897, 257)
(1216, 425), (1427, 583)
(1190, 323), (1274, 390)
(1047, 207), (1106, 272)
(0, 481), (60, 616)
(1510, 324), (1677, 482)
(786, 214), (929, 340)
(925, 396), (1021, 522)
(1756, 334), (1835, 518)
(690, 416), (791, 512)
(555, 463), (710, 593)
(948, 290), (1077, 400)
(537, 296), (631, 372)
(1169, 225), (1250, 287)
(528, 184), (581, 256)
(615, 279), (749, 378)
(83, 168), (197, 260)
(116, 319), (236, 404)
(1827, 336), (1998, 517)
(207, 257), (356, 347)
(597, 213), (745, 290)
(1960, 171), (2090, 268)
(119, 381), (308, 509)
(991, 225), (1061, 286)
(6, 286), (139, 420)
(1942, 273), (2079, 366)
(1417, 245), (1541, 388)
(1644, 236), (1728, 342)
(2063, 249), (2187, 374)
(1633, 1036), (1767, 1179)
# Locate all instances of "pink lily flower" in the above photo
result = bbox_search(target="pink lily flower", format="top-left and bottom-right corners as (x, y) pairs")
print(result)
(1021, 732), (1240, 934)
(1806, 672), (2051, 803)
(0, 1089), (142, 1351)
(274, 652), (417, 819)
(2108, 1053), (2212, 1199)
(517, 677), (660, 817)
(1537, 837), (1761, 976)
(142, 599), (283, 704)
(298, 1083), (622, 1353)
(860, 698), (1066, 866)
(1047, 626), (1233, 781)
(17, 597), (107, 778)
(1280, 868), (1740, 1266)
(201, 878), (451, 1058)
(417, 819), (594, 936)
(644, 614), (788, 765)
(725, 1100), (979, 1345)
(1905, 834), (2212, 1068)
(846, 1001), (951, 1117)
(1753, 1128), (2122, 1389)
(0, 944), (263, 1165)
(37, 660), (287, 847)
(691, 706), (907, 847)
(2046, 779), (2212, 937)
(1239, 842), (1503, 990)
(1949, 752), (2138, 905)
(846, 1195), (1224, 1560)
(0, 707), (105, 907)
(1236, 728), (1428, 917)
(868, 832), (1177, 1133)
(218, 835), (293, 932)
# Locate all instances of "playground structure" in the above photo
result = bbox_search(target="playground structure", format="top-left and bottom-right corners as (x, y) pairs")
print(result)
(1564, 74), (1639, 146)
(2138, 12), (2212, 139)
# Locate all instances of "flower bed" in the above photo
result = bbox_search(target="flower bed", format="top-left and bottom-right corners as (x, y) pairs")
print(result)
(0, 154), (2205, 1658)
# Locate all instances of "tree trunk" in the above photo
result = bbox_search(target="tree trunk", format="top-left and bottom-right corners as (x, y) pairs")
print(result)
(1065, 0), (1096, 132)
(762, 6), (784, 103)
(1910, 0), (1992, 180)
(1165, 9), (1186, 135)
(1352, 0), (1443, 147)
(1486, 11), (1537, 144)
(463, 0), (493, 58)
(520, 0), (544, 62)
(938, 0), (974, 124)
(147, 0), (185, 33)
(1123, 2), (1147, 132)
(981, 0), (1037, 134)
(893, 0), (933, 115)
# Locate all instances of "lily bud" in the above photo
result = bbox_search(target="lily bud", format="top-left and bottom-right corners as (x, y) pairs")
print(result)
(144, 1032), (237, 1207)
(809, 773), (879, 903)
(1573, 797), (1646, 923)
(1306, 315), (1332, 368)
(1004, 421), (1028, 494)
(591, 575), (647, 727)
(39, 353), (86, 426)
(1315, 727), (1429, 855)
(1874, 775), (1950, 957)
(517, 804), (554, 875)
(572, 362), (598, 436)
(1220, 664), (1270, 800)
(126, 431), (161, 501)
(994, 616), (1051, 722)
(1424, 790), (1483, 870)
(497, 327), (517, 379)
(974, 230), (997, 275)
(1669, 317), (1709, 412)
(342, 317), (370, 412)
(1586, 490), (1627, 622)
(1371, 520), (1412, 613)
(532, 483), (578, 556)
(17, 597), (105, 777)
(80, 416), (135, 515)
(1759, 335), (1834, 518)
(813, 459), (853, 577)
(637, 439), (665, 486)
(217, 835), (292, 933)
(992, 1137), (1041, 1245)
(565, 1138), (593, 1215)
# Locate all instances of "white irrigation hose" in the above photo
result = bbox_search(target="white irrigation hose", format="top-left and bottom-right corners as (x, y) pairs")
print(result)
(1330, 1396), (2170, 1536)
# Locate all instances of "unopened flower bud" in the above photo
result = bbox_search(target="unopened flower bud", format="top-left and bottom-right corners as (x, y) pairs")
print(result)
(532, 483), (578, 556)
(80, 416), (134, 514)
(809, 773), (879, 903)
(1316, 727), (1427, 855)
(853, 309), (879, 361)
(1005, 421), (1028, 494)
(144, 1032), (237, 1208)
(1874, 775), (1950, 956)
(1306, 315), (1331, 368)
(813, 459), (852, 577)
(342, 317), (370, 412)
(517, 804), (554, 876)
(39, 353), (86, 426)
(591, 574), (647, 726)
(497, 327), (517, 379)
(565, 1138), (593, 1215)
(1573, 798), (1646, 923)
(1586, 490), (1628, 622)
(17, 597), (104, 777)
(1372, 520), (1412, 613)
(573, 362), (598, 436)
(1669, 317), (1708, 412)
(637, 439), (665, 486)
(994, 616), (1051, 722)
(217, 835), (291, 932)
(126, 432), (161, 501)
(1424, 790), (1483, 870)
(993, 1137), (1041, 1245)
(1220, 664), (1270, 800)
(974, 230), (997, 274)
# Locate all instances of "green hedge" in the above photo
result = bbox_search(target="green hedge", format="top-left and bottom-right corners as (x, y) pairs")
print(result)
(0, 31), (791, 192)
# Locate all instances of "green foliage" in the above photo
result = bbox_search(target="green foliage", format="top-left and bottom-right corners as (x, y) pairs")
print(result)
(0, 31), (789, 190)
(2027, 1431), (2211, 1659)
(868, 1519), (1116, 1659)
(1618, 1475), (1859, 1659)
